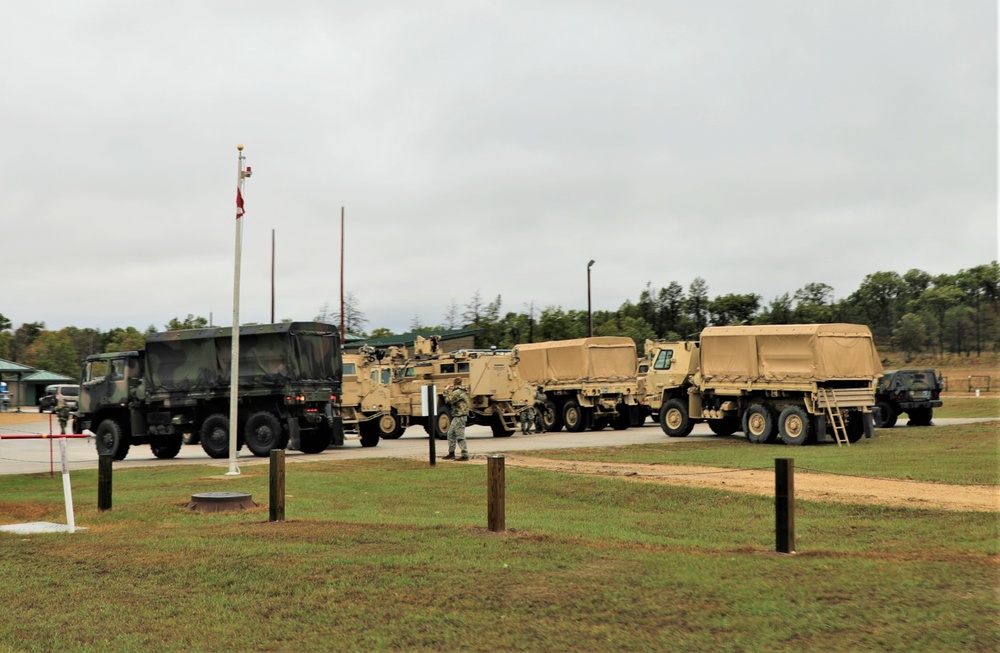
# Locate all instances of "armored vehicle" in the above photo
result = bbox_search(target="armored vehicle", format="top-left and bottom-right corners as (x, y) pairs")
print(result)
(644, 324), (882, 445)
(76, 322), (344, 461)
(511, 337), (642, 432)
(340, 345), (406, 445)
(873, 369), (943, 428)
(391, 336), (534, 438)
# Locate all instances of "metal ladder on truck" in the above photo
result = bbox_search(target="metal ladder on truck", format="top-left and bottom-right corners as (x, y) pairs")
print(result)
(820, 388), (850, 447)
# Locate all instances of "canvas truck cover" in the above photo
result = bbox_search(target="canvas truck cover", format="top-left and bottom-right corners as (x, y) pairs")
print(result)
(144, 322), (340, 393)
(513, 337), (638, 385)
(699, 324), (882, 384)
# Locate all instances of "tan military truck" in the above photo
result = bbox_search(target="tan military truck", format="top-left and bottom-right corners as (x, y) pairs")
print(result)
(339, 345), (407, 446)
(391, 336), (535, 438)
(511, 336), (642, 432)
(643, 324), (882, 445)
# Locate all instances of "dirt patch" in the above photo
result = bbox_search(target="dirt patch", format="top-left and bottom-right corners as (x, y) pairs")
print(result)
(470, 454), (999, 513)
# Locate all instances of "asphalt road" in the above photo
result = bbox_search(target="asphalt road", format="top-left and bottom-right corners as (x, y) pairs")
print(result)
(0, 412), (994, 476)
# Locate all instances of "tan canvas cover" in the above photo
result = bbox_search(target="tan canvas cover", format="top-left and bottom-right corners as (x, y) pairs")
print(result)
(514, 337), (637, 384)
(699, 324), (882, 383)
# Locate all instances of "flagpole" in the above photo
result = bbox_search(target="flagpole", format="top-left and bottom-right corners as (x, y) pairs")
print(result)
(228, 144), (250, 476)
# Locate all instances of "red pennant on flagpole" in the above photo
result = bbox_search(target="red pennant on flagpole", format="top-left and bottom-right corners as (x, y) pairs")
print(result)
(236, 187), (245, 219)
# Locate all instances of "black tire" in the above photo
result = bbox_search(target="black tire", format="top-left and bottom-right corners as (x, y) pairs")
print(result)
(659, 399), (693, 437)
(491, 413), (514, 438)
(563, 400), (586, 432)
(907, 407), (933, 427)
(359, 420), (381, 448)
(591, 418), (609, 431)
(846, 411), (865, 443)
(743, 403), (777, 444)
(778, 405), (812, 446)
(150, 433), (183, 459)
(245, 411), (287, 457)
(200, 413), (232, 459)
(377, 412), (403, 439)
(611, 406), (630, 431)
(708, 416), (741, 437)
(95, 418), (130, 461)
(540, 400), (561, 432)
(300, 419), (334, 453)
(435, 405), (451, 440)
(873, 401), (896, 429)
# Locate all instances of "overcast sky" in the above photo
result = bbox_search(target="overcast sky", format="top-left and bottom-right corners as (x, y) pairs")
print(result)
(2, 1), (996, 335)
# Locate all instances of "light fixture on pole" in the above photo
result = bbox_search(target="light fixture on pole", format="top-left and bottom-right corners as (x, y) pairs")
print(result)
(587, 260), (595, 337)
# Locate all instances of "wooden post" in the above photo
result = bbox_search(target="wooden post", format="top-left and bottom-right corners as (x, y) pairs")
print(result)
(97, 453), (112, 512)
(487, 454), (505, 532)
(775, 458), (794, 553)
(269, 449), (285, 522)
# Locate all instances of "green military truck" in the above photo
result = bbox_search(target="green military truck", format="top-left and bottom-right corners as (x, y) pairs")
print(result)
(511, 337), (642, 432)
(873, 369), (943, 428)
(644, 324), (882, 445)
(76, 322), (345, 461)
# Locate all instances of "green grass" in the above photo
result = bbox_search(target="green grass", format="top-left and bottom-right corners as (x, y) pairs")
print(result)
(529, 420), (998, 485)
(936, 395), (1000, 418)
(0, 423), (997, 651)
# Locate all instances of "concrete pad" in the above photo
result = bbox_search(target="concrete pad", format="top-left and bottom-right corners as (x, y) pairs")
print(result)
(0, 521), (86, 534)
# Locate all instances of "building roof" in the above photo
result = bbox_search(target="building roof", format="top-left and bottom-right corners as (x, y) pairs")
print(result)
(24, 370), (76, 383)
(0, 358), (35, 375)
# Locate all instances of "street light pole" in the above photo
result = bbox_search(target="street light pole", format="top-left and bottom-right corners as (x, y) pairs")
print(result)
(587, 260), (595, 337)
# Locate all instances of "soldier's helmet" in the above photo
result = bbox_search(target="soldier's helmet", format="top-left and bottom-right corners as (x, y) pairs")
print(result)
(453, 377), (462, 386)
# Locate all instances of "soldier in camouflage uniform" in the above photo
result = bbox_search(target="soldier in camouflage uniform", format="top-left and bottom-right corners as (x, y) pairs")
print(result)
(442, 377), (470, 460)
(533, 387), (548, 434)
(56, 400), (71, 435)
(519, 405), (535, 434)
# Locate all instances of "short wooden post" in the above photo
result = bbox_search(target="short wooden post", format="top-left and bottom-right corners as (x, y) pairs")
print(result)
(487, 454), (505, 532)
(775, 458), (795, 553)
(97, 453), (113, 512)
(269, 449), (285, 522)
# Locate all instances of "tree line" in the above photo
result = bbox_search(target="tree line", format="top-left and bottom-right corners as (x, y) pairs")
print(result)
(2, 262), (996, 378)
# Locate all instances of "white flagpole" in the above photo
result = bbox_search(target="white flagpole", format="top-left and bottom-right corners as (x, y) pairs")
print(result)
(228, 144), (250, 476)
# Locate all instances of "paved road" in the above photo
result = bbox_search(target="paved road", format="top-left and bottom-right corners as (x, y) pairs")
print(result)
(0, 411), (995, 476)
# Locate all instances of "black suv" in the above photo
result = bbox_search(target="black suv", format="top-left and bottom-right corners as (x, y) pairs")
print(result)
(873, 369), (943, 428)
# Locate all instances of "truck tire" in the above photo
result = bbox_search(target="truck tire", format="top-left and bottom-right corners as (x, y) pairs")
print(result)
(541, 401), (562, 432)
(200, 414), (232, 459)
(95, 418), (130, 461)
(245, 411), (287, 457)
(874, 402), (896, 429)
(435, 406), (451, 440)
(907, 407), (933, 427)
(377, 412), (403, 440)
(490, 413), (514, 437)
(591, 418), (609, 431)
(359, 420), (381, 448)
(150, 433), (183, 459)
(743, 403), (777, 444)
(659, 399), (693, 437)
(708, 416), (740, 437)
(563, 400), (586, 432)
(300, 421), (333, 453)
(778, 405), (812, 446)
(846, 411), (865, 443)
(611, 406), (630, 431)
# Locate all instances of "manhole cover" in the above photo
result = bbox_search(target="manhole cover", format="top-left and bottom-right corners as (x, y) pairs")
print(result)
(186, 492), (257, 512)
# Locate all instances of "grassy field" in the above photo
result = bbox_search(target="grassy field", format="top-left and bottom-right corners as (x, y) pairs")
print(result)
(0, 424), (997, 650)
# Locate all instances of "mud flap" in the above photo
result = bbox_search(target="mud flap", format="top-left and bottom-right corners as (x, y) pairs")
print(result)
(863, 412), (875, 438)
(814, 415), (827, 443)
(287, 418), (301, 451)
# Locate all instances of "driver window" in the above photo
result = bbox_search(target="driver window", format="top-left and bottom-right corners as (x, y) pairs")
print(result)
(653, 350), (673, 370)
(88, 360), (109, 383)
(109, 359), (125, 381)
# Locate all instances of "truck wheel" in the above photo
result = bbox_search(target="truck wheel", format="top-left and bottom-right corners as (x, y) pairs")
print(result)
(150, 433), (183, 459)
(491, 413), (514, 438)
(743, 403), (776, 444)
(659, 399), (693, 437)
(300, 420), (333, 453)
(245, 411), (287, 457)
(95, 418), (130, 461)
(591, 418), (609, 431)
(708, 416), (740, 437)
(778, 405), (812, 446)
(200, 414), (232, 459)
(378, 412), (403, 440)
(541, 401), (562, 432)
(846, 411), (865, 443)
(435, 406), (451, 440)
(907, 407), (933, 427)
(563, 400), (586, 432)
(611, 406), (630, 431)
(359, 420), (381, 447)
(874, 402), (896, 429)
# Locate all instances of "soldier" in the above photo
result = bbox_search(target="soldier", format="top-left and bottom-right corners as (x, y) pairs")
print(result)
(56, 400), (71, 435)
(441, 377), (470, 461)
(533, 386), (548, 434)
(519, 405), (535, 435)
